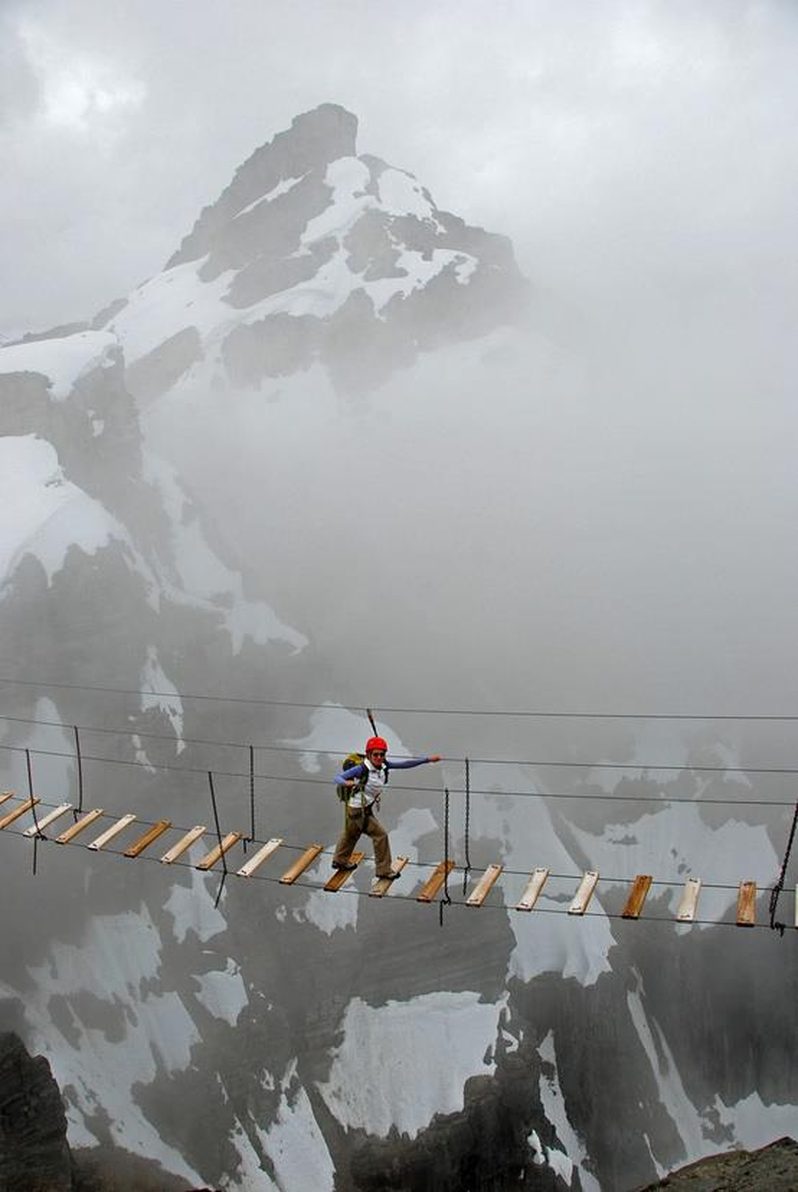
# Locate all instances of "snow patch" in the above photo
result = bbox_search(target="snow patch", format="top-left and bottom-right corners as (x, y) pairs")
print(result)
(538, 1030), (600, 1192)
(376, 167), (442, 224)
(259, 1063), (335, 1191)
(570, 803), (778, 922)
(712, 1090), (798, 1151)
(143, 452), (306, 654)
(473, 764), (613, 986)
(163, 853), (228, 944)
(234, 173), (307, 219)
(24, 908), (203, 1184)
(317, 991), (505, 1138)
(302, 156), (373, 246)
(363, 247), (478, 315)
(140, 645), (185, 748)
(194, 959), (248, 1026)
(0, 330), (117, 399)
(0, 435), (120, 587)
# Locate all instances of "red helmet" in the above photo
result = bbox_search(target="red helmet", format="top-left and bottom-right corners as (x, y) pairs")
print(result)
(365, 736), (388, 755)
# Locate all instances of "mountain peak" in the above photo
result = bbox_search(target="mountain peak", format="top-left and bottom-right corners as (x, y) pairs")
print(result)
(108, 104), (526, 396)
(167, 103), (358, 269)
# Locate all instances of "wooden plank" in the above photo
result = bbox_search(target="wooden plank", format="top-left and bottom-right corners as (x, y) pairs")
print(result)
(0, 796), (39, 831)
(88, 813), (137, 851)
(736, 880), (757, 927)
(516, 867), (550, 912)
(237, 837), (283, 877)
(622, 874), (653, 919)
(676, 877), (701, 922)
(0, 791), (14, 809)
(160, 825), (206, 864)
(197, 832), (243, 871)
(56, 808), (104, 844)
(124, 820), (171, 858)
(279, 844), (323, 884)
(370, 856), (409, 897)
(568, 870), (599, 915)
(23, 802), (72, 837)
(466, 863), (503, 907)
(324, 851), (365, 892)
(417, 860), (455, 903)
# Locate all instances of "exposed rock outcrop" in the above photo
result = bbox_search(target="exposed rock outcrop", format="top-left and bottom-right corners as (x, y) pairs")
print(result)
(638, 1136), (798, 1191)
(0, 1032), (72, 1192)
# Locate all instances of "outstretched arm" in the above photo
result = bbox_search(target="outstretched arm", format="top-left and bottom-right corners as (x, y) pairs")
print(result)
(387, 755), (441, 770)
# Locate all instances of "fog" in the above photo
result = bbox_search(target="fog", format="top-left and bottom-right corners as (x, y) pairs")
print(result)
(4, 0), (798, 760)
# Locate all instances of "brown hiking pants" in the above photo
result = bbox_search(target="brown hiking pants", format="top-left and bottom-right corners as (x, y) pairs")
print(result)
(333, 804), (393, 876)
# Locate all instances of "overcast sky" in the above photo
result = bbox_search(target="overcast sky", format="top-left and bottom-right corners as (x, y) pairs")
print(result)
(2, 0), (797, 340)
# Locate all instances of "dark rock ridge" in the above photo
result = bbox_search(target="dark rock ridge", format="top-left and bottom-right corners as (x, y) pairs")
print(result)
(0, 1031), (72, 1191)
(0, 1030), (217, 1190)
(638, 1136), (798, 1191)
(167, 103), (358, 269)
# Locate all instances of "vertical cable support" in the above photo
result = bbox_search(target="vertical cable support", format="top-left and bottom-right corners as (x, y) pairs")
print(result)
(246, 744), (256, 850)
(769, 798), (798, 935)
(207, 770), (228, 908)
(440, 786), (453, 927)
(73, 726), (84, 817)
(462, 756), (472, 895)
(26, 747), (42, 874)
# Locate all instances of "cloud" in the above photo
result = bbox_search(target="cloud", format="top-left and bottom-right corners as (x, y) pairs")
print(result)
(0, 9), (41, 129)
(1, 0), (797, 337)
(17, 20), (146, 136)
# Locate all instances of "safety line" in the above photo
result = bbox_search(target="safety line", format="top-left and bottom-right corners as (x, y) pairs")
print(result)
(2, 715), (798, 783)
(1, 741), (795, 806)
(0, 676), (796, 721)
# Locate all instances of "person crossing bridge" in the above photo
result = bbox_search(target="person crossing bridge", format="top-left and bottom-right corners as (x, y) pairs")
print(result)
(332, 736), (441, 881)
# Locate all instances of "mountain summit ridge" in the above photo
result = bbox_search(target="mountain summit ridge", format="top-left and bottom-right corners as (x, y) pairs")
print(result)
(167, 103), (359, 269)
(102, 102), (525, 395)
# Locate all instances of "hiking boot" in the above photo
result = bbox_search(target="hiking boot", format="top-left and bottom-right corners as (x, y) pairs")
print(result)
(378, 870), (401, 881)
(332, 861), (357, 872)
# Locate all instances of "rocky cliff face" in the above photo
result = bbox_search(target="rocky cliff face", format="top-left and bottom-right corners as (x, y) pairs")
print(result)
(639, 1136), (798, 1191)
(0, 1032), (72, 1192)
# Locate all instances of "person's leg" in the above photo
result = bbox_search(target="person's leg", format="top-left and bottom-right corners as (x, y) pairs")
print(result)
(365, 812), (393, 876)
(333, 808), (364, 867)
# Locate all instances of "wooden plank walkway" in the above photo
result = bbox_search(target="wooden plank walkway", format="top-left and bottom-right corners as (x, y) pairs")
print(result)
(736, 880), (756, 927)
(370, 856), (409, 897)
(622, 874), (653, 919)
(516, 867), (549, 912)
(23, 803), (72, 837)
(0, 789), (777, 936)
(417, 860), (455, 903)
(280, 845), (323, 885)
(237, 837), (282, 878)
(676, 877), (701, 922)
(0, 797), (39, 831)
(88, 814), (137, 852)
(57, 809), (104, 844)
(161, 826), (207, 864)
(568, 871), (599, 915)
(466, 864), (503, 907)
(323, 852), (365, 891)
(197, 832), (242, 871)
(124, 820), (171, 858)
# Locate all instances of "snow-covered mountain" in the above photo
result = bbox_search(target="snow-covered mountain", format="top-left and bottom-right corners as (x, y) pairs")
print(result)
(0, 104), (795, 1192)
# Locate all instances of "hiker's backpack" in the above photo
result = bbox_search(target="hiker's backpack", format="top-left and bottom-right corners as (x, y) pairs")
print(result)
(336, 752), (389, 801)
